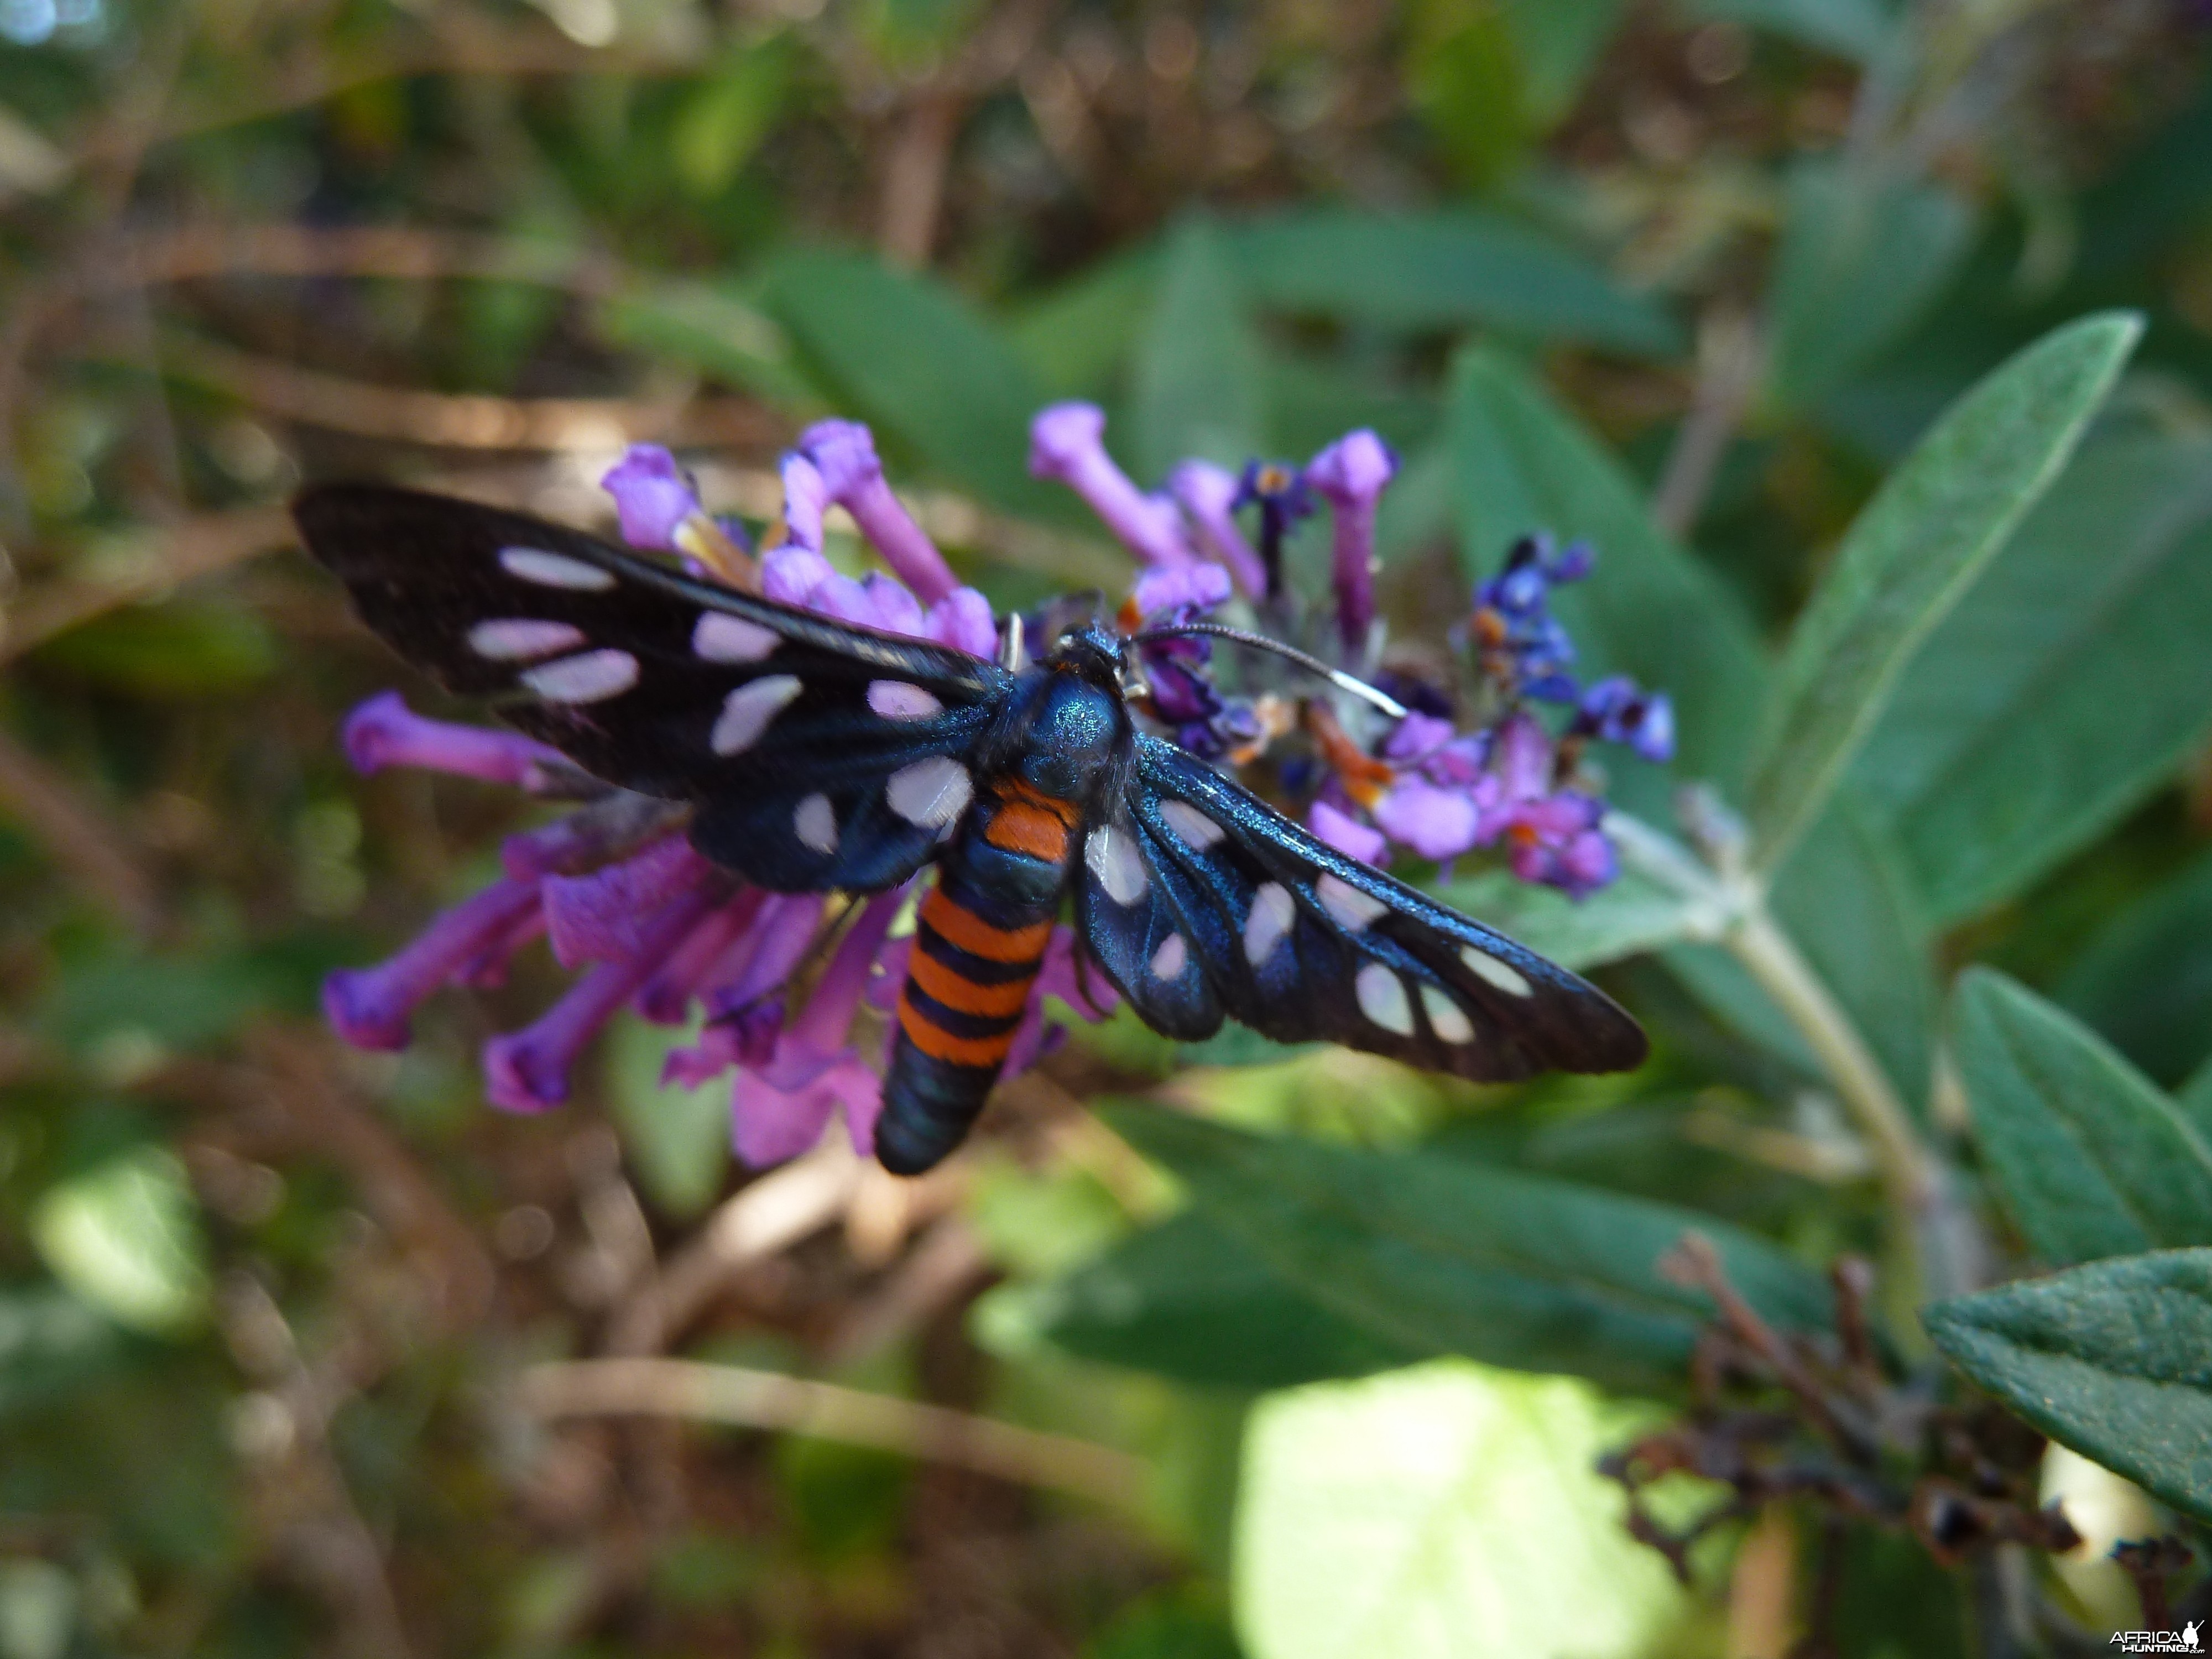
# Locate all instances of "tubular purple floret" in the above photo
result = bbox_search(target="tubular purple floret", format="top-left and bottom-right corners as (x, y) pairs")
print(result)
(728, 888), (908, 1165)
(600, 446), (703, 551)
(542, 836), (725, 968)
(774, 452), (828, 554)
(323, 877), (544, 1051)
(1308, 430), (1397, 653)
(1168, 460), (1269, 595)
(800, 420), (962, 604)
(706, 891), (830, 1017)
(635, 890), (768, 1024)
(482, 879), (728, 1112)
(1027, 402), (1191, 567)
(342, 692), (572, 791)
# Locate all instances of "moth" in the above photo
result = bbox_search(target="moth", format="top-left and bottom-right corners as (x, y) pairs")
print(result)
(295, 484), (1647, 1174)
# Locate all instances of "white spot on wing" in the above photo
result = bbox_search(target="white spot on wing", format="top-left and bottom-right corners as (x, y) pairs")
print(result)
(1422, 984), (1475, 1044)
(1158, 798), (1225, 852)
(1355, 964), (1415, 1036)
(519, 649), (637, 703)
(1461, 946), (1533, 998)
(886, 757), (972, 829)
(711, 675), (802, 755)
(1317, 873), (1387, 932)
(1243, 883), (1295, 967)
(795, 793), (838, 854)
(867, 681), (943, 722)
(693, 612), (779, 662)
(1086, 825), (1148, 906)
(1150, 932), (1187, 980)
(468, 618), (586, 660)
(501, 546), (614, 591)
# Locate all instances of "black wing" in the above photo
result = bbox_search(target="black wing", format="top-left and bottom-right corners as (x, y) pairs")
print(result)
(1073, 733), (1647, 1078)
(295, 484), (1012, 894)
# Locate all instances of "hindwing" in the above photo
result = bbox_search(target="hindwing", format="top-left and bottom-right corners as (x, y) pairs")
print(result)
(294, 484), (1011, 893)
(1074, 734), (1647, 1078)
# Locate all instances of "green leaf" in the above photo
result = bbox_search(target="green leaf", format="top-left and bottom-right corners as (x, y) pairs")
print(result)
(1234, 1359), (1688, 1659)
(1662, 942), (1820, 1078)
(1849, 432), (2212, 922)
(1745, 311), (2142, 871)
(1405, 1), (1531, 189)
(32, 601), (275, 695)
(1681, 0), (1896, 58)
(1770, 792), (1934, 1109)
(1103, 1106), (1832, 1397)
(1435, 863), (1706, 972)
(1006, 246), (1159, 399)
(0, 1285), (127, 1418)
(1500, 0), (1630, 126)
(1130, 217), (1266, 484)
(606, 1016), (730, 1221)
(29, 1149), (210, 1337)
(669, 37), (794, 197)
(1446, 343), (1770, 792)
(2058, 848), (2212, 1087)
(1925, 1249), (2212, 1525)
(1026, 1209), (1428, 1390)
(753, 248), (1061, 518)
(597, 278), (817, 409)
(1226, 208), (1679, 357)
(1953, 968), (2212, 1266)
(1765, 161), (1975, 408)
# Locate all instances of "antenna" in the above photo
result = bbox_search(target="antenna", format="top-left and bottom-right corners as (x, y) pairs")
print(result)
(1129, 622), (1408, 719)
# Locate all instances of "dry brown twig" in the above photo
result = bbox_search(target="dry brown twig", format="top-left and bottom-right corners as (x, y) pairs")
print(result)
(1605, 1232), (2080, 1637)
(518, 1356), (1144, 1508)
(0, 722), (159, 933)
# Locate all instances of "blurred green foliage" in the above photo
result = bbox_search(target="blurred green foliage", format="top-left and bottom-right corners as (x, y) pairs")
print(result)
(2, 0), (2211, 1654)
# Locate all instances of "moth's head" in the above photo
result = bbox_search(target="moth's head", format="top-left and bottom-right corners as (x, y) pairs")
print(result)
(1051, 620), (1131, 693)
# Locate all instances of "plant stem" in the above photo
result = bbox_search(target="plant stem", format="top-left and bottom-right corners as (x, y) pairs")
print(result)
(1610, 810), (1983, 1302)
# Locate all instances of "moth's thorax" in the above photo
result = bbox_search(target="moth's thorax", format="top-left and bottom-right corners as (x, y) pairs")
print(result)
(1005, 667), (1122, 807)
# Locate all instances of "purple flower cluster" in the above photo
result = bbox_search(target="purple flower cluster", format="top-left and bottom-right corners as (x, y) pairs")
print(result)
(325, 422), (1099, 1167)
(325, 401), (1672, 1171)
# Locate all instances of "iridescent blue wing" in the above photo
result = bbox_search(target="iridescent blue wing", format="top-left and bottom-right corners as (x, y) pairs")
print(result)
(294, 484), (1010, 893)
(1074, 733), (1647, 1078)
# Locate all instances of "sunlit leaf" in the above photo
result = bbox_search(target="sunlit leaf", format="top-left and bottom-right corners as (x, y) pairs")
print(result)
(1235, 1360), (1687, 1659)
(30, 1149), (210, 1337)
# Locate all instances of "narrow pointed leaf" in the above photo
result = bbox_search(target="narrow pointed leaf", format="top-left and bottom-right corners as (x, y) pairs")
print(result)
(1102, 1105), (1830, 1398)
(1131, 216), (1266, 483)
(1954, 968), (2212, 1266)
(1746, 312), (2141, 869)
(1849, 432), (2212, 922)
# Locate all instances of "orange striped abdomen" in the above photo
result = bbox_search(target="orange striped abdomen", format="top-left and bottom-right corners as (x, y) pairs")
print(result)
(875, 779), (1080, 1175)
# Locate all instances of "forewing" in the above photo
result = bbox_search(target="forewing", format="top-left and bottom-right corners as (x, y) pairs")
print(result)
(295, 483), (1010, 892)
(1075, 734), (1647, 1078)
